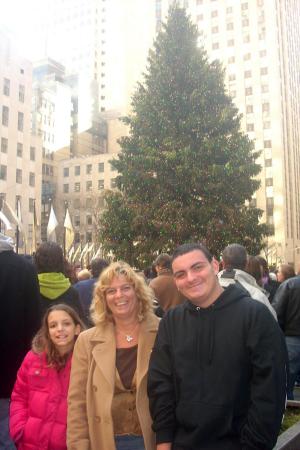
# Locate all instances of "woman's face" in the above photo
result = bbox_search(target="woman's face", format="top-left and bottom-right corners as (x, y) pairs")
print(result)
(105, 275), (139, 321)
(48, 310), (80, 355)
(277, 267), (284, 283)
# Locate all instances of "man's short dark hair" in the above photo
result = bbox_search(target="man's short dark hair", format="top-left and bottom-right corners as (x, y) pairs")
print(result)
(172, 243), (213, 265)
(222, 244), (247, 270)
(154, 253), (171, 269)
(91, 258), (109, 278)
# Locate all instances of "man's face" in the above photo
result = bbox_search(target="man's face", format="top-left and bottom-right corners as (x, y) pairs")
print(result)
(172, 250), (222, 307)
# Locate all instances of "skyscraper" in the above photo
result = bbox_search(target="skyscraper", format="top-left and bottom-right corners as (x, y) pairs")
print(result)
(160, 0), (300, 266)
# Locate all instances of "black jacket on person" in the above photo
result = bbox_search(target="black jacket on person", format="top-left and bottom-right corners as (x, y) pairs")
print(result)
(148, 284), (287, 450)
(0, 251), (41, 397)
(273, 275), (300, 336)
(40, 286), (84, 322)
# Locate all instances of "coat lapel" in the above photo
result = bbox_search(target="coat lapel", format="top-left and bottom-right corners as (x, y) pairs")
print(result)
(136, 314), (159, 388)
(91, 322), (116, 390)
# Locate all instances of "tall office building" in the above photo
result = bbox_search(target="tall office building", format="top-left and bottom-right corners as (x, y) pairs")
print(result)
(159, 0), (300, 266)
(0, 28), (43, 252)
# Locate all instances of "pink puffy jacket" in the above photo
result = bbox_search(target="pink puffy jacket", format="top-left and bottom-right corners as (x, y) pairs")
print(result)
(10, 350), (71, 450)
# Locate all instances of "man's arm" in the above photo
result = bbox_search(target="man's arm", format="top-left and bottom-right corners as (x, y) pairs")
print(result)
(147, 317), (176, 446)
(241, 304), (287, 450)
(272, 281), (290, 330)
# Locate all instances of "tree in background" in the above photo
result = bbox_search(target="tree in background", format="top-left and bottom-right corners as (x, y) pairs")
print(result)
(99, 4), (268, 267)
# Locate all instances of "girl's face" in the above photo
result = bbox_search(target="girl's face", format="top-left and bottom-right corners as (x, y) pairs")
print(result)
(48, 310), (80, 355)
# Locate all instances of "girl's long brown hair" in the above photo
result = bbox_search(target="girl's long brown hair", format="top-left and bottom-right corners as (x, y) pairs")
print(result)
(32, 304), (85, 370)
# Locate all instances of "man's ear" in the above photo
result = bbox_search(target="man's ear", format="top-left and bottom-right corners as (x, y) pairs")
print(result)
(212, 257), (220, 275)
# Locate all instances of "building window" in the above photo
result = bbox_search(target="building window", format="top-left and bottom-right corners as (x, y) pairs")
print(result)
(75, 182), (80, 192)
(75, 232), (80, 243)
(18, 112), (24, 132)
(228, 74), (236, 81)
(246, 124), (254, 132)
(98, 179), (104, 190)
(245, 87), (253, 96)
(0, 165), (7, 180)
(264, 140), (272, 148)
(86, 232), (92, 242)
(86, 164), (92, 174)
(73, 198), (80, 209)
(63, 184), (69, 193)
(111, 178), (117, 188)
(212, 42), (219, 50)
(74, 215), (80, 227)
(244, 70), (252, 78)
(3, 78), (10, 96)
(243, 53), (251, 61)
(227, 22), (234, 30)
(243, 35), (250, 43)
(266, 178), (273, 187)
(263, 121), (271, 129)
(226, 6), (233, 13)
(259, 49), (267, 57)
(2, 106), (9, 126)
(64, 167), (69, 177)
(265, 158), (272, 167)
(197, 14), (203, 21)
(241, 2), (248, 10)
(75, 165), (80, 176)
(19, 85), (25, 102)
(86, 198), (92, 208)
(196, 0), (203, 4)
(1, 137), (8, 153)
(86, 181), (92, 191)
(242, 18), (249, 27)
(227, 39), (235, 47)
(29, 172), (35, 187)
(246, 105), (253, 113)
(262, 102), (270, 112)
(17, 143), (23, 157)
(16, 169), (22, 183)
(261, 84), (269, 93)
(86, 215), (92, 225)
(30, 146), (35, 161)
(212, 26), (218, 34)
(29, 198), (35, 213)
(260, 67), (268, 75)
(228, 56), (235, 63)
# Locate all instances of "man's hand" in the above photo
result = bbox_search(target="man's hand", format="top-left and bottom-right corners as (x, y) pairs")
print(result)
(157, 444), (172, 450)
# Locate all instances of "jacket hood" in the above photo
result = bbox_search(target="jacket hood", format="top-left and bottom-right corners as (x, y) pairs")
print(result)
(219, 268), (270, 298)
(38, 272), (71, 299)
(183, 285), (248, 366)
(0, 232), (14, 253)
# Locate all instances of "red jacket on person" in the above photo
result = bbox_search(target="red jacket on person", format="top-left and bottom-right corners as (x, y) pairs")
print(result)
(10, 351), (71, 450)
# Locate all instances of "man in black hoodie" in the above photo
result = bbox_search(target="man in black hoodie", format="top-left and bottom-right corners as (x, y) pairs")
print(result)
(148, 243), (287, 450)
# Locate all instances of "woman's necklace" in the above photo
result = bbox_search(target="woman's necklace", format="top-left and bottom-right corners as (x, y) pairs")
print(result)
(116, 322), (139, 343)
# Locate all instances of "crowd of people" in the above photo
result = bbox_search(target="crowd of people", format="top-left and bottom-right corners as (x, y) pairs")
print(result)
(1, 231), (300, 450)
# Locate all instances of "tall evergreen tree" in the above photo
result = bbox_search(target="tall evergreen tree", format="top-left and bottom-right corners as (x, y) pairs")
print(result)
(99, 5), (268, 266)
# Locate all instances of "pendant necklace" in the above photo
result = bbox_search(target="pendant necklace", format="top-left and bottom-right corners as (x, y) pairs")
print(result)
(117, 322), (139, 343)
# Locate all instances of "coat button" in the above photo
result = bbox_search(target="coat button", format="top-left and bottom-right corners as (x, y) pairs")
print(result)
(95, 416), (101, 423)
(93, 385), (98, 392)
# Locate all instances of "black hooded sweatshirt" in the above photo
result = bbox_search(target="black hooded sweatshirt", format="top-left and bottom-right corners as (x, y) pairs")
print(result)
(148, 284), (287, 450)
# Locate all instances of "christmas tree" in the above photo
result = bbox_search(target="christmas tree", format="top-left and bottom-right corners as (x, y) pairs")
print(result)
(99, 4), (267, 266)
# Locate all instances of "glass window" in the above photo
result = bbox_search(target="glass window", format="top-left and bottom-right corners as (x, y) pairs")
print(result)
(246, 105), (253, 113)
(0, 165), (7, 180)
(228, 74), (236, 81)
(86, 180), (92, 191)
(260, 67), (268, 75)
(246, 124), (254, 132)
(86, 164), (92, 174)
(3, 78), (10, 96)
(244, 70), (252, 78)
(262, 102), (270, 112)
(2, 106), (9, 126)
(98, 179), (104, 190)
(16, 169), (22, 183)
(86, 215), (92, 225)
(17, 143), (23, 157)
(211, 10), (218, 17)
(18, 112), (24, 132)
(64, 167), (69, 177)
(29, 198), (35, 213)
(29, 172), (35, 187)
(19, 85), (25, 102)
(74, 215), (80, 226)
(63, 184), (69, 193)
(212, 42), (219, 50)
(30, 146), (35, 161)
(86, 198), (92, 208)
(228, 56), (235, 63)
(266, 178), (273, 187)
(227, 23), (234, 30)
(264, 140), (272, 148)
(243, 53), (251, 61)
(1, 137), (8, 153)
(110, 178), (117, 188)
(73, 198), (80, 209)
(245, 87), (253, 95)
(75, 182), (80, 192)
(75, 165), (80, 176)
(241, 2), (248, 10)
(265, 159), (272, 167)
(227, 39), (235, 47)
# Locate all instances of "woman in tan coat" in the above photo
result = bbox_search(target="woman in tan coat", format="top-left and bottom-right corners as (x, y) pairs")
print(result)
(67, 261), (159, 450)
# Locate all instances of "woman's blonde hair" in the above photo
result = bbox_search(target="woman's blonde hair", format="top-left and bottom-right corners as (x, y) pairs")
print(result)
(90, 261), (154, 325)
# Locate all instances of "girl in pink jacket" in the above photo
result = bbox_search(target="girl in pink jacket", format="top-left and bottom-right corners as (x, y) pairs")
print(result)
(10, 304), (85, 450)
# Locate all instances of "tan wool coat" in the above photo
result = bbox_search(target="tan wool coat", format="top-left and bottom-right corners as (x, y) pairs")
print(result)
(67, 312), (159, 450)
